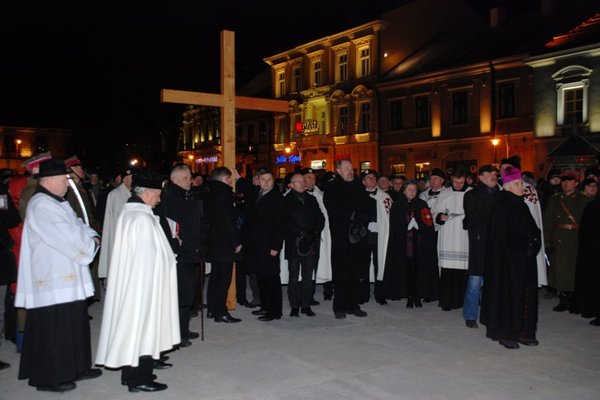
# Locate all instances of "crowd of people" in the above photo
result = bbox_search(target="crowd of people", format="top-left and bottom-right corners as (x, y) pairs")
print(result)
(1, 152), (599, 393)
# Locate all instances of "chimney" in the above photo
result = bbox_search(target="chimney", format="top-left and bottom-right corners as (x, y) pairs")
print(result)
(490, 7), (507, 28)
(541, 0), (560, 16)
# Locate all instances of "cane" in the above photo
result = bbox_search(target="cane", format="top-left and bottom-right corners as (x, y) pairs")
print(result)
(200, 258), (205, 341)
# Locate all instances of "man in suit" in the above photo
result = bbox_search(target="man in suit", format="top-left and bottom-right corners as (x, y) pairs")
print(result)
(204, 167), (242, 323)
(243, 168), (286, 321)
(284, 172), (325, 317)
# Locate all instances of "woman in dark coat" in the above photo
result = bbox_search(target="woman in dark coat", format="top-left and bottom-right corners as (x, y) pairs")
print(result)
(382, 181), (438, 306)
(480, 166), (541, 349)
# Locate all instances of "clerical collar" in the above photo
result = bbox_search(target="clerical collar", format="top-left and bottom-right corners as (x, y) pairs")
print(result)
(306, 188), (314, 193)
(428, 188), (440, 196)
(127, 194), (145, 204)
(367, 188), (377, 195)
(35, 184), (66, 202)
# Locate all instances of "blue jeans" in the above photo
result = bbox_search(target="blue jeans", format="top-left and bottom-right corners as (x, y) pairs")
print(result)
(463, 275), (483, 321)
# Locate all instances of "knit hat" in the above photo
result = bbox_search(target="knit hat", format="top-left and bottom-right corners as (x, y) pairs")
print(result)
(501, 165), (521, 184)
(430, 168), (445, 179)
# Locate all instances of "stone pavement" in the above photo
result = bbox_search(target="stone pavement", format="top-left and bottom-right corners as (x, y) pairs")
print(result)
(1, 289), (599, 400)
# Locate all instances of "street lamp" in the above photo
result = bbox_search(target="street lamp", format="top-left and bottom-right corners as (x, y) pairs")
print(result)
(491, 137), (499, 163)
(15, 139), (22, 159)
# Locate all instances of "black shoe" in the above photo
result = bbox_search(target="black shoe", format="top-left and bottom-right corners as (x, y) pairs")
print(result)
(423, 298), (432, 303)
(153, 360), (173, 369)
(186, 331), (200, 339)
(414, 298), (422, 308)
(406, 298), (414, 308)
(37, 382), (77, 392)
(214, 314), (241, 323)
(290, 308), (300, 317)
(179, 339), (192, 348)
(499, 340), (519, 349)
(301, 307), (316, 316)
(129, 381), (168, 393)
(324, 294), (332, 301)
(334, 311), (346, 319)
(0, 361), (10, 371)
(517, 337), (539, 346)
(590, 318), (600, 326)
(310, 299), (320, 306)
(441, 307), (452, 311)
(160, 355), (169, 362)
(376, 298), (388, 305)
(553, 297), (569, 312)
(190, 310), (199, 318)
(76, 368), (103, 381)
(258, 314), (281, 321)
(251, 309), (268, 316)
(122, 375), (157, 386)
(465, 320), (478, 329)
(246, 300), (260, 309)
(346, 308), (367, 317)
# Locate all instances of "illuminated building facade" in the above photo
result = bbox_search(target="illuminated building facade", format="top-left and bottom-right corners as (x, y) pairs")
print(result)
(0, 126), (71, 171)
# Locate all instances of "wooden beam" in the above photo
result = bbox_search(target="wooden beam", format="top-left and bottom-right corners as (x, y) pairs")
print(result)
(160, 89), (225, 108)
(236, 96), (288, 113)
(221, 30), (236, 171)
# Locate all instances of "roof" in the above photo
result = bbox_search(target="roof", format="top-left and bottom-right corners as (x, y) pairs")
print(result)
(548, 135), (600, 158)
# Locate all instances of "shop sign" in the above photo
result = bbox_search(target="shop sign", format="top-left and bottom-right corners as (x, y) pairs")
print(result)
(195, 155), (218, 163)
(302, 119), (319, 134)
(276, 155), (302, 164)
(386, 153), (407, 163)
(310, 160), (326, 170)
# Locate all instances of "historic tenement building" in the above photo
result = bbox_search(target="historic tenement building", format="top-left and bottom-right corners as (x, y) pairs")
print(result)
(0, 125), (70, 171)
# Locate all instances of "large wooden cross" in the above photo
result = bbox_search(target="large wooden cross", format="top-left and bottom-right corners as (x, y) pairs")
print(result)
(161, 30), (289, 171)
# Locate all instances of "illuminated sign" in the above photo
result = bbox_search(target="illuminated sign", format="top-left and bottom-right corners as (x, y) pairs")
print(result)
(195, 156), (218, 163)
(276, 155), (301, 164)
(302, 119), (319, 134)
(310, 160), (326, 170)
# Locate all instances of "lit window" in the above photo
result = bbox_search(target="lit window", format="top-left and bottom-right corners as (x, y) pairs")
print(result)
(277, 71), (286, 97)
(338, 54), (348, 82)
(313, 61), (322, 87)
(293, 66), (302, 92)
(553, 65), (591, 127)
(359, 47), (370, 77)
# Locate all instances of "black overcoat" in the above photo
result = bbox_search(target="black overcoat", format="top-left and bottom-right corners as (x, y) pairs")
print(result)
(323, 175), (367, 270)
(573, 199), (600, 319)
(284, 190), (325, 260)
(204, 180), (241, 263)
(382, 197), (437, 299)
(159, 183), (208, 263)
(462, 184), (501, 276)
(242, 188), (286, 274)
(480, 191), (541, 336)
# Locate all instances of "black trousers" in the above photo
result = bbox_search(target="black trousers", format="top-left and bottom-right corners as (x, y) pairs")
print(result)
(287, 256), (317, 308)
(357, 237), (383, 302)
(177, 262), (199, 338)
(439, 268), (468, 310)
(122, 356), (154, 387)
(331, 242), (361, 313)
(236, 259), (260, 304)
(207, 261), (234, 318)
(256, 272), (282, 317)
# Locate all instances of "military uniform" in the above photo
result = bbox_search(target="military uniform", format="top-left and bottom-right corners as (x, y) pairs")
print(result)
(543, 191), (590, 298)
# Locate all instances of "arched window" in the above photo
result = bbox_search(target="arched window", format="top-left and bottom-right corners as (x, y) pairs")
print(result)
(552, 65), (592, 126)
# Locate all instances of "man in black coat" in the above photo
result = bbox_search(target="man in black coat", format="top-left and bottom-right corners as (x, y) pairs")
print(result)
(242, 168), (286, 321)
(462, 165), (500, 329)
(284, 173), (325, 317)
(324, 159), (369, 319)
(204, 167), (242, 324)
(158, 164), (209, 346)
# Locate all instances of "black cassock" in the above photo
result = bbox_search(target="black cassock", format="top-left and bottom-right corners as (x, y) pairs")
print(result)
(573, 199), (600, 320)
(382, 196), (438, 300)
(480, 191), (541, 341)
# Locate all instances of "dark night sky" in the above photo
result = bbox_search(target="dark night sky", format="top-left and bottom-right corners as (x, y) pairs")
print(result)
(0, 0), (538, 145)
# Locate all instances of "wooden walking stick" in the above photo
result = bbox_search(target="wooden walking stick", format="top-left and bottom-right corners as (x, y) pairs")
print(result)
(200, 259), (205, 341)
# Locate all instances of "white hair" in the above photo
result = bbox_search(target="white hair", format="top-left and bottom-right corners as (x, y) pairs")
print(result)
(170, 164), (190, 181)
